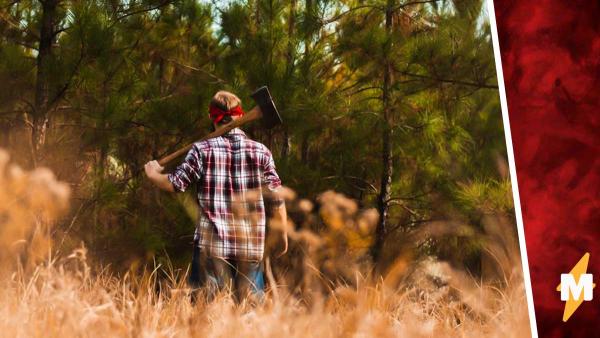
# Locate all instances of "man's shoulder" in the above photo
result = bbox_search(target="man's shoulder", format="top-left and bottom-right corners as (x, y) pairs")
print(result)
(187, 138), (218, 158)
(191, 137), (270, 153)
(243, 138), (267, 149)
(192, 139), (213, 151)
(241, 138), (273, 155)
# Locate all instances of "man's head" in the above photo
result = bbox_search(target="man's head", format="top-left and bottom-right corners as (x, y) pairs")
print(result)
(209, 91), (244, 127)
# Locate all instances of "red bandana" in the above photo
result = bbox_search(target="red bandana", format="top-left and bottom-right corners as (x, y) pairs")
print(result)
(209, 104), (245, 123)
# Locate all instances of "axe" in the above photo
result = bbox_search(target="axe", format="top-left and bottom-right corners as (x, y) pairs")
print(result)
(157, 86), (282, 166)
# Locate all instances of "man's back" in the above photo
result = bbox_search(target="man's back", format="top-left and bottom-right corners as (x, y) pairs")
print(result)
(168, 128), (281, 261)
(144, 90), (287, 300)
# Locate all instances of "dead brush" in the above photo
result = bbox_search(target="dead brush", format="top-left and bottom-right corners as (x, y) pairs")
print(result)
(0, 149), (530, 337)
(262, 189), (530, 337)
(0, 150), (70, 275)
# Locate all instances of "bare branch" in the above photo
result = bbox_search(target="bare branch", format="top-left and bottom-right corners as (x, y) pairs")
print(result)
(392, 0), (443, 11)
(166, 58), (228, 84)
(322, 5), (381, 24)
(322, 175), (379, 192)
(112, 0), (175, 24)
(0, 9), (40, 40)
(394, 66), (498, 89)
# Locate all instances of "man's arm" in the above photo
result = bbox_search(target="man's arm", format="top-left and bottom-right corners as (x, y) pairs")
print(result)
(144, 160), (175, 192)
(273, 202), (288, 257)
(260, 147), (288, 256)
(145, 145), (203, 193)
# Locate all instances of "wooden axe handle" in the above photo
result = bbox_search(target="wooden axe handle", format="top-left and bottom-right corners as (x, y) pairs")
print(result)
(157, 106), (262, 166)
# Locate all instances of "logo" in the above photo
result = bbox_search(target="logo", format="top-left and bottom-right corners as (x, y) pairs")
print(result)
(556, 252), (595, 322)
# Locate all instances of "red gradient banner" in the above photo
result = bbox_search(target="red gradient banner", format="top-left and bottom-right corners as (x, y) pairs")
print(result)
(493, 0), (600, 336)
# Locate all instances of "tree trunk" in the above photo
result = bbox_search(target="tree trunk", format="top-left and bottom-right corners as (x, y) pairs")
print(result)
(281, 129), (292, 157)
(286, 0), (296, 71)
(300, 133), (309, 162)
(254, 0), (261, 27)
(0, 121), (9, 148)
(280, 0), (296, 158)
(31, 0), (58, 166)
(303, 0), (312, 72)
(372, 1), (395, 263)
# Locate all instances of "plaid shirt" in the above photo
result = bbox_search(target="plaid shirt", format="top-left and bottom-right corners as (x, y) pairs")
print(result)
(168, 128), (282, 262)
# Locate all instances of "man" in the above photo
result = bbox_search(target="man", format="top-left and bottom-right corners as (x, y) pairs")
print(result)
(144, 90), (288, 301)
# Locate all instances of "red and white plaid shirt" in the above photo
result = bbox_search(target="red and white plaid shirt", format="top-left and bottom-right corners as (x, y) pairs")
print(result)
(168, 128), (282, 262)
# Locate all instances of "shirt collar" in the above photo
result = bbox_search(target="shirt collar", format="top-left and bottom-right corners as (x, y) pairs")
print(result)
(223, 127), (246, 138)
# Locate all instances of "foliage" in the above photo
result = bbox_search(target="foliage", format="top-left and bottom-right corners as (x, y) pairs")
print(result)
(0, 0), (511, 274)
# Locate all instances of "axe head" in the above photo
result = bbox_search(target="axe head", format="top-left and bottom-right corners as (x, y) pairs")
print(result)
(251, 86), (282, 129)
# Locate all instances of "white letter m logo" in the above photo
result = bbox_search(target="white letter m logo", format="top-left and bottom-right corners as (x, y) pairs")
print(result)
(560, 274), (594, 301)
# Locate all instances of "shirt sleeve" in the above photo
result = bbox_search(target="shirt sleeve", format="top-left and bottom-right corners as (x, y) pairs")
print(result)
(167, 145), (203, 192)
(263, 149), (284, 208)
(261, 148), (282, 191)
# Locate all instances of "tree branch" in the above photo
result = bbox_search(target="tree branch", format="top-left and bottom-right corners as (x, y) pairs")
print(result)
(392, 0), (443, 11)
(322, 5), (382, 24)
(112, 0), (175, 24)
(395, 66), (498, 89)
(48, 25), (85, 108)
(0, 9), (40, 40)
(167, 58), (227, 84)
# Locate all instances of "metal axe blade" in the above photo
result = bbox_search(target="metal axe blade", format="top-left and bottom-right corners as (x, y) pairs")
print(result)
(251, 86), (283, 129)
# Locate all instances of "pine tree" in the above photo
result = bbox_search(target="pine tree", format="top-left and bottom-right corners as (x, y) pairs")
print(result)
(0, 0), (510, 272)
(334, 0), (501, 264)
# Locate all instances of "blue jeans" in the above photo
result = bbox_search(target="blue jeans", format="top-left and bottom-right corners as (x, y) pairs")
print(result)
(189, 241), (264, 302)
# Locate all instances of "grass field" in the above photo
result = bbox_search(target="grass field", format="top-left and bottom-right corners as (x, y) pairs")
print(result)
(0, 150), (531, 337)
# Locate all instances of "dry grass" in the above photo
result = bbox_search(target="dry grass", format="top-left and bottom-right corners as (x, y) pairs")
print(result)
(0, 150), (531, 337)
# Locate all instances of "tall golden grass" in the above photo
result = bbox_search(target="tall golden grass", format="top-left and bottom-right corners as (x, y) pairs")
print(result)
(0, 149), (531, 337)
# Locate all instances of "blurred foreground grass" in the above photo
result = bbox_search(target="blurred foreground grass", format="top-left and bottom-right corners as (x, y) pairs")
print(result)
(0, 150), (530, 337)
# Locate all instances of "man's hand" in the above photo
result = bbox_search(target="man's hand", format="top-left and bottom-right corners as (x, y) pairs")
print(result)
(144, 160), (175, 192)
(278, 232), (288, 258)
(274, 202), (289, 258)
(144, 160), (164, 178)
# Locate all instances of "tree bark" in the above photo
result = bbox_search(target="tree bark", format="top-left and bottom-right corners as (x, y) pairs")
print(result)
(280, 0), (297, 158)
(372, 1), (395, 263)
(254, 0), (261, 27)
(303, 0), (312, 70)
(281, 129), (292, 157)
(300, 133), (309, 163)
(31, 0), (59, 166)
(286, 0), (297, 70)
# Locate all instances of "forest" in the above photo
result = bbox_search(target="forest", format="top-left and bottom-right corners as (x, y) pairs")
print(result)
(0, 1), (530, 336)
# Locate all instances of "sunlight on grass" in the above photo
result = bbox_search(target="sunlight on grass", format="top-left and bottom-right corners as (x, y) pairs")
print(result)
(0, 149), (530, 337)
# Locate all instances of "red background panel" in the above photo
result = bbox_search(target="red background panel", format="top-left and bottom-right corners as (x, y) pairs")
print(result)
(494, 0), (600, 336)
